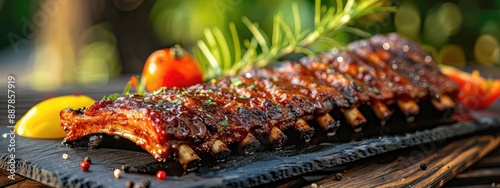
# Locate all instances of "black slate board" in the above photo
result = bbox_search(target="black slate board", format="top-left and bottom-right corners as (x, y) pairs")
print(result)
(1, 116), (499, 188)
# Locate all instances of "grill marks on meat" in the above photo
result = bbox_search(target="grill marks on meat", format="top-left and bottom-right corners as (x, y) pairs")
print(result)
(60, 34), (460, 170)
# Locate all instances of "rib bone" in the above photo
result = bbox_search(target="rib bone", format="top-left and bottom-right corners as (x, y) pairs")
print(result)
(238, 133), (260, 156)
(178, 144), (201, 171)
(341, 107), (367, 132)
(268, 126), (288, 150)
(371, 100), (393, 125)
(315, 113), (339, 136)
(431, 95), (455, 111)
(210, 140), (231, 162)
(295, 118), (315, 142)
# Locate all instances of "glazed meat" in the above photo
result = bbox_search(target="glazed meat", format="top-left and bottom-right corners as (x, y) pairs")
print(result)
(60, 34), (461, 171)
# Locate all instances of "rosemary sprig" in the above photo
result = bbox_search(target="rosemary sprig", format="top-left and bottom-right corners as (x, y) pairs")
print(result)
(194, 0), (396, 81)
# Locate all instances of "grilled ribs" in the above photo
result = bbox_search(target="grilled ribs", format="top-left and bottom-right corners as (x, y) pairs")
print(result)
(60, 34), (463, 171)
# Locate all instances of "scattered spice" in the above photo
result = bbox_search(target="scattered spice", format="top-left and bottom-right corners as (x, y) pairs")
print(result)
(84, 156), (91, 163)
(125, 181), (135, 188)
(335, 172), (343, 181)
(121, 164), (134, 173)
(156, 170), (167, 180)
(140, 179), (151, 188)
(420, 163), (427, 170)
(114, 169), (122, 179)
(62, 153), (68, 160)
(80, 161), (90, 172)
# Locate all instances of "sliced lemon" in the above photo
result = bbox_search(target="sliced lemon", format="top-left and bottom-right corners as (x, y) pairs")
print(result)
(15, 95), (95, 139)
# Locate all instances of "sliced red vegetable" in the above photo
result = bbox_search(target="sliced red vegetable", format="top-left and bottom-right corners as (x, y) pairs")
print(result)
(440, 65), (500, 110)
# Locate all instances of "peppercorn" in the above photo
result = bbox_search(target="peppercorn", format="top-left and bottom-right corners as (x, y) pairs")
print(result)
(80, 161), (90, 172)
(125, 181), (134, 188)
(121, 164), (130, 172)
(140, 179), (151, 188)
(156, 170), (167, 180)
(84, 156), (91, 163)
(335, 172), (343, 181)
(114, 169), (122, 179)
(420, 163), (427, 170)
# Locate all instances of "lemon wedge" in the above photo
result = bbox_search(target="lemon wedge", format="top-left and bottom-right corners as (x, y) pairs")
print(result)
(15, 95), (95, 139)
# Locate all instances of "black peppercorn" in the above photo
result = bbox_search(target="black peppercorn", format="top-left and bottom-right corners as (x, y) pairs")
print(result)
(125, 181), (134, 188)
(141, 179), (151, 188)
(335, 172), (343, 181)
(420, 163), (427, 170)
(122, 164), (130, 173)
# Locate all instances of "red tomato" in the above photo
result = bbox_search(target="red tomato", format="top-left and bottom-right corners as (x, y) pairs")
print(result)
(142, 45), (202, 92)
(440, 65), (500, 110)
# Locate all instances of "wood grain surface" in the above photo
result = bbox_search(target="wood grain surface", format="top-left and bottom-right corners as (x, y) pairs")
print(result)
(312, 134), (500, 188)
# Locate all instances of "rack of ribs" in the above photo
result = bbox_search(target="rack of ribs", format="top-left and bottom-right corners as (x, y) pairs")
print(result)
(60, 33), (465, 172)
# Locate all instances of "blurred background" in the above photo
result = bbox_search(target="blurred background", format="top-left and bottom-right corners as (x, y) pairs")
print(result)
(0, 0), (499, 91)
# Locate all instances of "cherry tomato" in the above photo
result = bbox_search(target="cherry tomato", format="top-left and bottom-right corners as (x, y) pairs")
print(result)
(141, 45), (202, 92)
(440, 65), (500, 110)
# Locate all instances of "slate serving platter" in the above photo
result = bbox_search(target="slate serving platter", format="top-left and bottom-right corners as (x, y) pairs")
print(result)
(1, 116), (499, 188)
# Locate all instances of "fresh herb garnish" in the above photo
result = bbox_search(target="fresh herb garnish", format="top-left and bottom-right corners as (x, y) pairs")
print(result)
(157, 100), (164, 105)
(102, 93), (120, 101)
(231, 78), (244, 87)
(387, 82), (393, 87)
(194, 0), (396, 81)
(248, 83), (256, 90)
(276, 105), (283, 113)
(219, 119), (228, 126)
(202, 98), (217, 106)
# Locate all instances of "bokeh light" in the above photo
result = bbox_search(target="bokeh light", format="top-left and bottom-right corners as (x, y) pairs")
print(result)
(474, 34), (499, 65)
(394, 2), (420, 39)
(438, 44), (466, 68)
